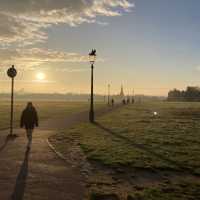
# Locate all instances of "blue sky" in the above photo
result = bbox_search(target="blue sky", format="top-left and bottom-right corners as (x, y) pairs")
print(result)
(0, 0), (200, 95)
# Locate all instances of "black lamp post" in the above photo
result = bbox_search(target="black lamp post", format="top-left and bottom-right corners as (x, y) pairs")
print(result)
(108, 84), (110, 105)
(89, 49), (96, 123)
(7, 65), (17, 137)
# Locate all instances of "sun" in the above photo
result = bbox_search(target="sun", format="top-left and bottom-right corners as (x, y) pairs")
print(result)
(36, 72), (46, 81)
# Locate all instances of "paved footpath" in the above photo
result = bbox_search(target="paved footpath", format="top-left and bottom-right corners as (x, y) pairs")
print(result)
(0, 106), (120, 200)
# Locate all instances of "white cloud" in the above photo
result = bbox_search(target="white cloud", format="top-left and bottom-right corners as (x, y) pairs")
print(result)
(0, 0), (134, 46)
(0, 13), (48, 46)
(55, 67), (90, 73)
(0, 48), (91, 72)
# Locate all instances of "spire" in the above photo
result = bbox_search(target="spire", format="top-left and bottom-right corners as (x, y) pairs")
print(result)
(120, 85), (124, 97)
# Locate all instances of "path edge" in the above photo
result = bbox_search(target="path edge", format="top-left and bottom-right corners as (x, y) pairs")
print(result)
(46, 138), (70, 164)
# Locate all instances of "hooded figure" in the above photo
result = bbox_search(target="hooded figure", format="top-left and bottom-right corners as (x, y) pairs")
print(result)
(111, 98), (114, 107)
(20, 102), (38, 145)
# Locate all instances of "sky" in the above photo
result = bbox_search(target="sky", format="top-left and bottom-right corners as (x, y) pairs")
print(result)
(0, 0), (200, 96)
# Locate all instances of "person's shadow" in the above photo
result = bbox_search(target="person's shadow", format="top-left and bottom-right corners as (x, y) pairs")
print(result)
(11, 142), (31, 200)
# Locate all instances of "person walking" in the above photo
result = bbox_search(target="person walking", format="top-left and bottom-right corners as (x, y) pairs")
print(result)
(111, 98), (115, 107)
(127, 97), (130, 104)
(20, 102), (38, 147)
(132, 97), (135, 104)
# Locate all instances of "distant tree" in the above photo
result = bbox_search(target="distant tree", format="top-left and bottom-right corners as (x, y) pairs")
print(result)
(168, 89), (183, 101)
(185, 87), (200, 101)
(168, 86), (200, 101)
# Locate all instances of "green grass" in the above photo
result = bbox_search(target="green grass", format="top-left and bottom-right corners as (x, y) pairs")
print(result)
(127, 182), (200, 200)
(62, 101), (200, 172)
(51, 101), (200, 199)
(0, 101), (103, 130)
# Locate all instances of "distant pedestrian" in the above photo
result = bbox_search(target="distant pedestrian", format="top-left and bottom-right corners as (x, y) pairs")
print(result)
(111, 98), (115, 107)
(132, 97), (135, 104)
(127, 98), (130, 104)
(122, 99), (126, 105)
(20, 102), (38, 147)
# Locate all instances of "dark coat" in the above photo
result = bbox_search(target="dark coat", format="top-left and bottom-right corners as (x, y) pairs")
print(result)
(20, 107), (38, 129)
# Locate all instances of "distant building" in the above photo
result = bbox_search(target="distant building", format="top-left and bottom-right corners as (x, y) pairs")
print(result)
(113, 85), (125, 102)
(120, 85), (125, 98)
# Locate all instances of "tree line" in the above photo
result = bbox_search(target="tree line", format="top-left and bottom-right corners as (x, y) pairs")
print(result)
(168, 86), (200, 101)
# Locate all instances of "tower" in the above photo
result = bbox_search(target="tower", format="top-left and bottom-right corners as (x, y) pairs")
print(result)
(120, 85), (124, 97)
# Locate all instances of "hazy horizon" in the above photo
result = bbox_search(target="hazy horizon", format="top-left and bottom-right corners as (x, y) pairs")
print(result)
(0, 90), (167, 97)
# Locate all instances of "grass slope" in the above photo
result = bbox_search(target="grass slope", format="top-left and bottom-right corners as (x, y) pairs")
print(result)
(51, 101), (200, 199)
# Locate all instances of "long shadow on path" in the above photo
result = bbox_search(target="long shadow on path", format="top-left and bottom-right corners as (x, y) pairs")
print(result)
(11, 143), (31, 200)
(93, 122), (194, 173)
(0, 135), (16, 153)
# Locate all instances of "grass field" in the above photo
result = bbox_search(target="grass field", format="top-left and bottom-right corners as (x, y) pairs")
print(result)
(0, 101), (102, 130)
(50, 101), (200, 200)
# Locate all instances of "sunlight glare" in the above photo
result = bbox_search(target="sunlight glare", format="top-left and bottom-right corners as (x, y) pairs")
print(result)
(36, 72), (46, 81)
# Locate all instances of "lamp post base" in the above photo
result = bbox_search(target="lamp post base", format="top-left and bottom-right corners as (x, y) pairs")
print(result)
(89, 111), (94, 123)
(7, 134), (18, 139)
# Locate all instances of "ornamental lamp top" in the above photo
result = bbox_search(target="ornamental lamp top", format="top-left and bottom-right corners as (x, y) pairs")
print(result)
(89, 49), (97, 64)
